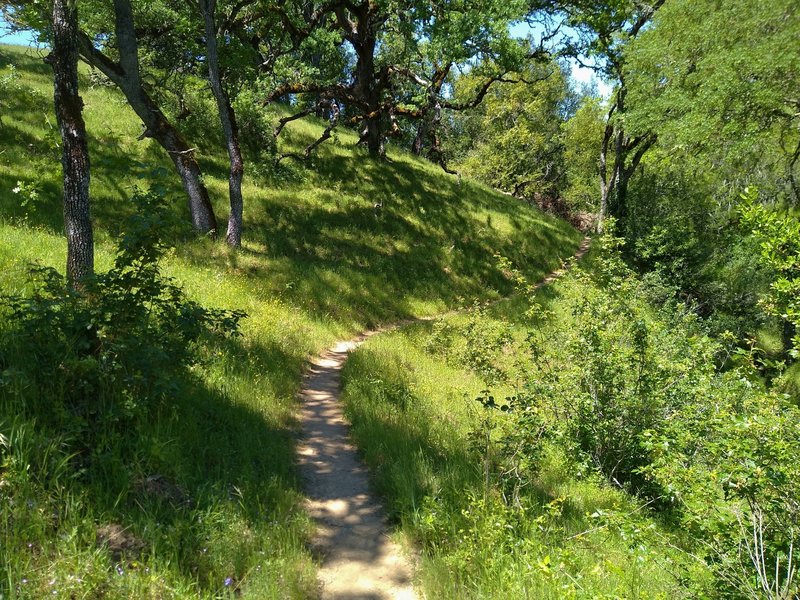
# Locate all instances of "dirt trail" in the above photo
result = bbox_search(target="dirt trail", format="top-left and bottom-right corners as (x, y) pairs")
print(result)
(297, 236), (591, 599)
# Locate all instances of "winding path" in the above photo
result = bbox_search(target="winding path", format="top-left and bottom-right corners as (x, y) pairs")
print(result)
(297, 237), (591, 599)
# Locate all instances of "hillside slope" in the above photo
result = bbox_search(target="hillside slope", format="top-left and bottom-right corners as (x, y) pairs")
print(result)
(0, 43), (580, 598)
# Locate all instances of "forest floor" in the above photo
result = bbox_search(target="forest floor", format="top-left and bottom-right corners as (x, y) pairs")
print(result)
(298, 238), (591, 599)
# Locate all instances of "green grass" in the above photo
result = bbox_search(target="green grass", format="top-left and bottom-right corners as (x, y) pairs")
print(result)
(339, 253), (695, 599)
(0, 42), (580, 598)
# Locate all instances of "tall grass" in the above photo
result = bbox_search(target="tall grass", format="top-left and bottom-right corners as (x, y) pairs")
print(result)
(339, 262), (693, 599)
(0, 42), (580, 597)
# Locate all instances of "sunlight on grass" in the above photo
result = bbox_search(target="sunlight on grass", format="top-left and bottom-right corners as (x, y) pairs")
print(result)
(0, 42), (580, 597)
(340, 267), (688, 599)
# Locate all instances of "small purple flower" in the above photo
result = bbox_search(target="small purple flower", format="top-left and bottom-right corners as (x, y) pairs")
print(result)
(224, 577), (233, 587)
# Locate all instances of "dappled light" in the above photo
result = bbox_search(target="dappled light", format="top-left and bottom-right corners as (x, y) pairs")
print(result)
(1, 0), (798, 596)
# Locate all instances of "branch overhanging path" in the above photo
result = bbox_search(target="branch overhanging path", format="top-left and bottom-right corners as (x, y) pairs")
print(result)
(297, 236), (592, 599)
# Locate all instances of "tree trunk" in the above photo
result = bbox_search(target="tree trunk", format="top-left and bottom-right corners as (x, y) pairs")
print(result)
(412, 96), (434, 156)
(597, 87), (655, 234)
(361, 115), (384, 156)
(411, 122), (425, 155)
(334, 3), (384, 157)
(201, 0), (244, 247)
(49, 0), (93, 287)
(412, 68), (450, 160)
(610, 124), (626, 221)
(783, 320), (796, 359)
(353, 33), (383, 156)
(597, 120), (614, 234)
(77, 0), (217, 235)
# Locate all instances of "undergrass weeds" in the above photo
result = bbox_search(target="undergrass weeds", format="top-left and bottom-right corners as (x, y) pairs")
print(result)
(339, 251), (698, 599)
(0, 42), (580, 597)
(341, 236), (800, 598)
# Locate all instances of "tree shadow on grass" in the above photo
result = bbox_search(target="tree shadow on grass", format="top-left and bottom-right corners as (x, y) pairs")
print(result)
(2, 43), (580, 332)
(0, 331), (318, 598)
(173, 148), (579, 328)
(94, 334), (316, 595)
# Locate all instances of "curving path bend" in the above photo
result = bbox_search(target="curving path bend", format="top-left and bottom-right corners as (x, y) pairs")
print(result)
(297, 236), (591, 600)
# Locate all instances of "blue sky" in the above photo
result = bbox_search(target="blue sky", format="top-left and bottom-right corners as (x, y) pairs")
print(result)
(1, 15), (610, 98)
(508, 20), (611, 98)
(0, 17), (39, 46)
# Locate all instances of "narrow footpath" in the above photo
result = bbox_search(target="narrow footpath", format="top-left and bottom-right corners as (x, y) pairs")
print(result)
(297, 236), (591, 599)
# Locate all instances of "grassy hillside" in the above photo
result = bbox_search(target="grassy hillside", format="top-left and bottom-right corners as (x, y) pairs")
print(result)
(0, 43), (580, 598)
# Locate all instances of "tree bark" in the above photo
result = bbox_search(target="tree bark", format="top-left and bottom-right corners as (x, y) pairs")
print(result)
(336, 3), (384, 156)
(77, 0), (217, 235)
(597, 87), (655, 233)
(201, 0), (244, 247)
(783, 319), (796, 359)
(611, 125), (627, 221)
(356, 45), (383, 156)
(411, 65), (451, 157)
(411, 122), (425, 155)
(355, 35), (381, 155)
(49, 0), (93, 287)
(597, 117), (615, 234)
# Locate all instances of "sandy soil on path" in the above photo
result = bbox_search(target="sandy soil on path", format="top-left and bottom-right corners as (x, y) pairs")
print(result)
(297, 334), (416, 600)
(297, 236), (591, 599)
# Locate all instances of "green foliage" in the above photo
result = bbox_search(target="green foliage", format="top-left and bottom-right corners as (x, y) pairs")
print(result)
(231, 88), (277, 171)
(10, 177), (44, 224)
(613, 145), (776, 349)
(423, 305), (516, 386)
(512, 232), (711, 496)
(642, 387), (800, 599)
(507, 233), (800, 597)
(457, 304), (514, 385)
(0, 189), (244, 445)
(738, 188), (800, 357)
(378, 229), (799, 597)
(626, 0), (800, 199)
(560, 96), (605, 213)
(616, 0), (799, 344)
(0, 40), (580, 597)
(453, 60), (573, 201)
(566, 0), (657, 79)
(557, 0), (800, 384)
(341, 287), (688, 598)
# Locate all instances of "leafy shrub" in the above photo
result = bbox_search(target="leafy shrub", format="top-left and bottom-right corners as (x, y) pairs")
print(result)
(472, 389), (551, 507)
(625, 166), (772, 344)
(232, 88), (277, 171)
(505, 229), (800, 597)
(458, 305), (513, 386)
(422, 318), (455, 356)
(0, 189), (245, 455)
(642, 386), (800, 599)
(424, 304), (513, 386)
(739, 187), (800, 358)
